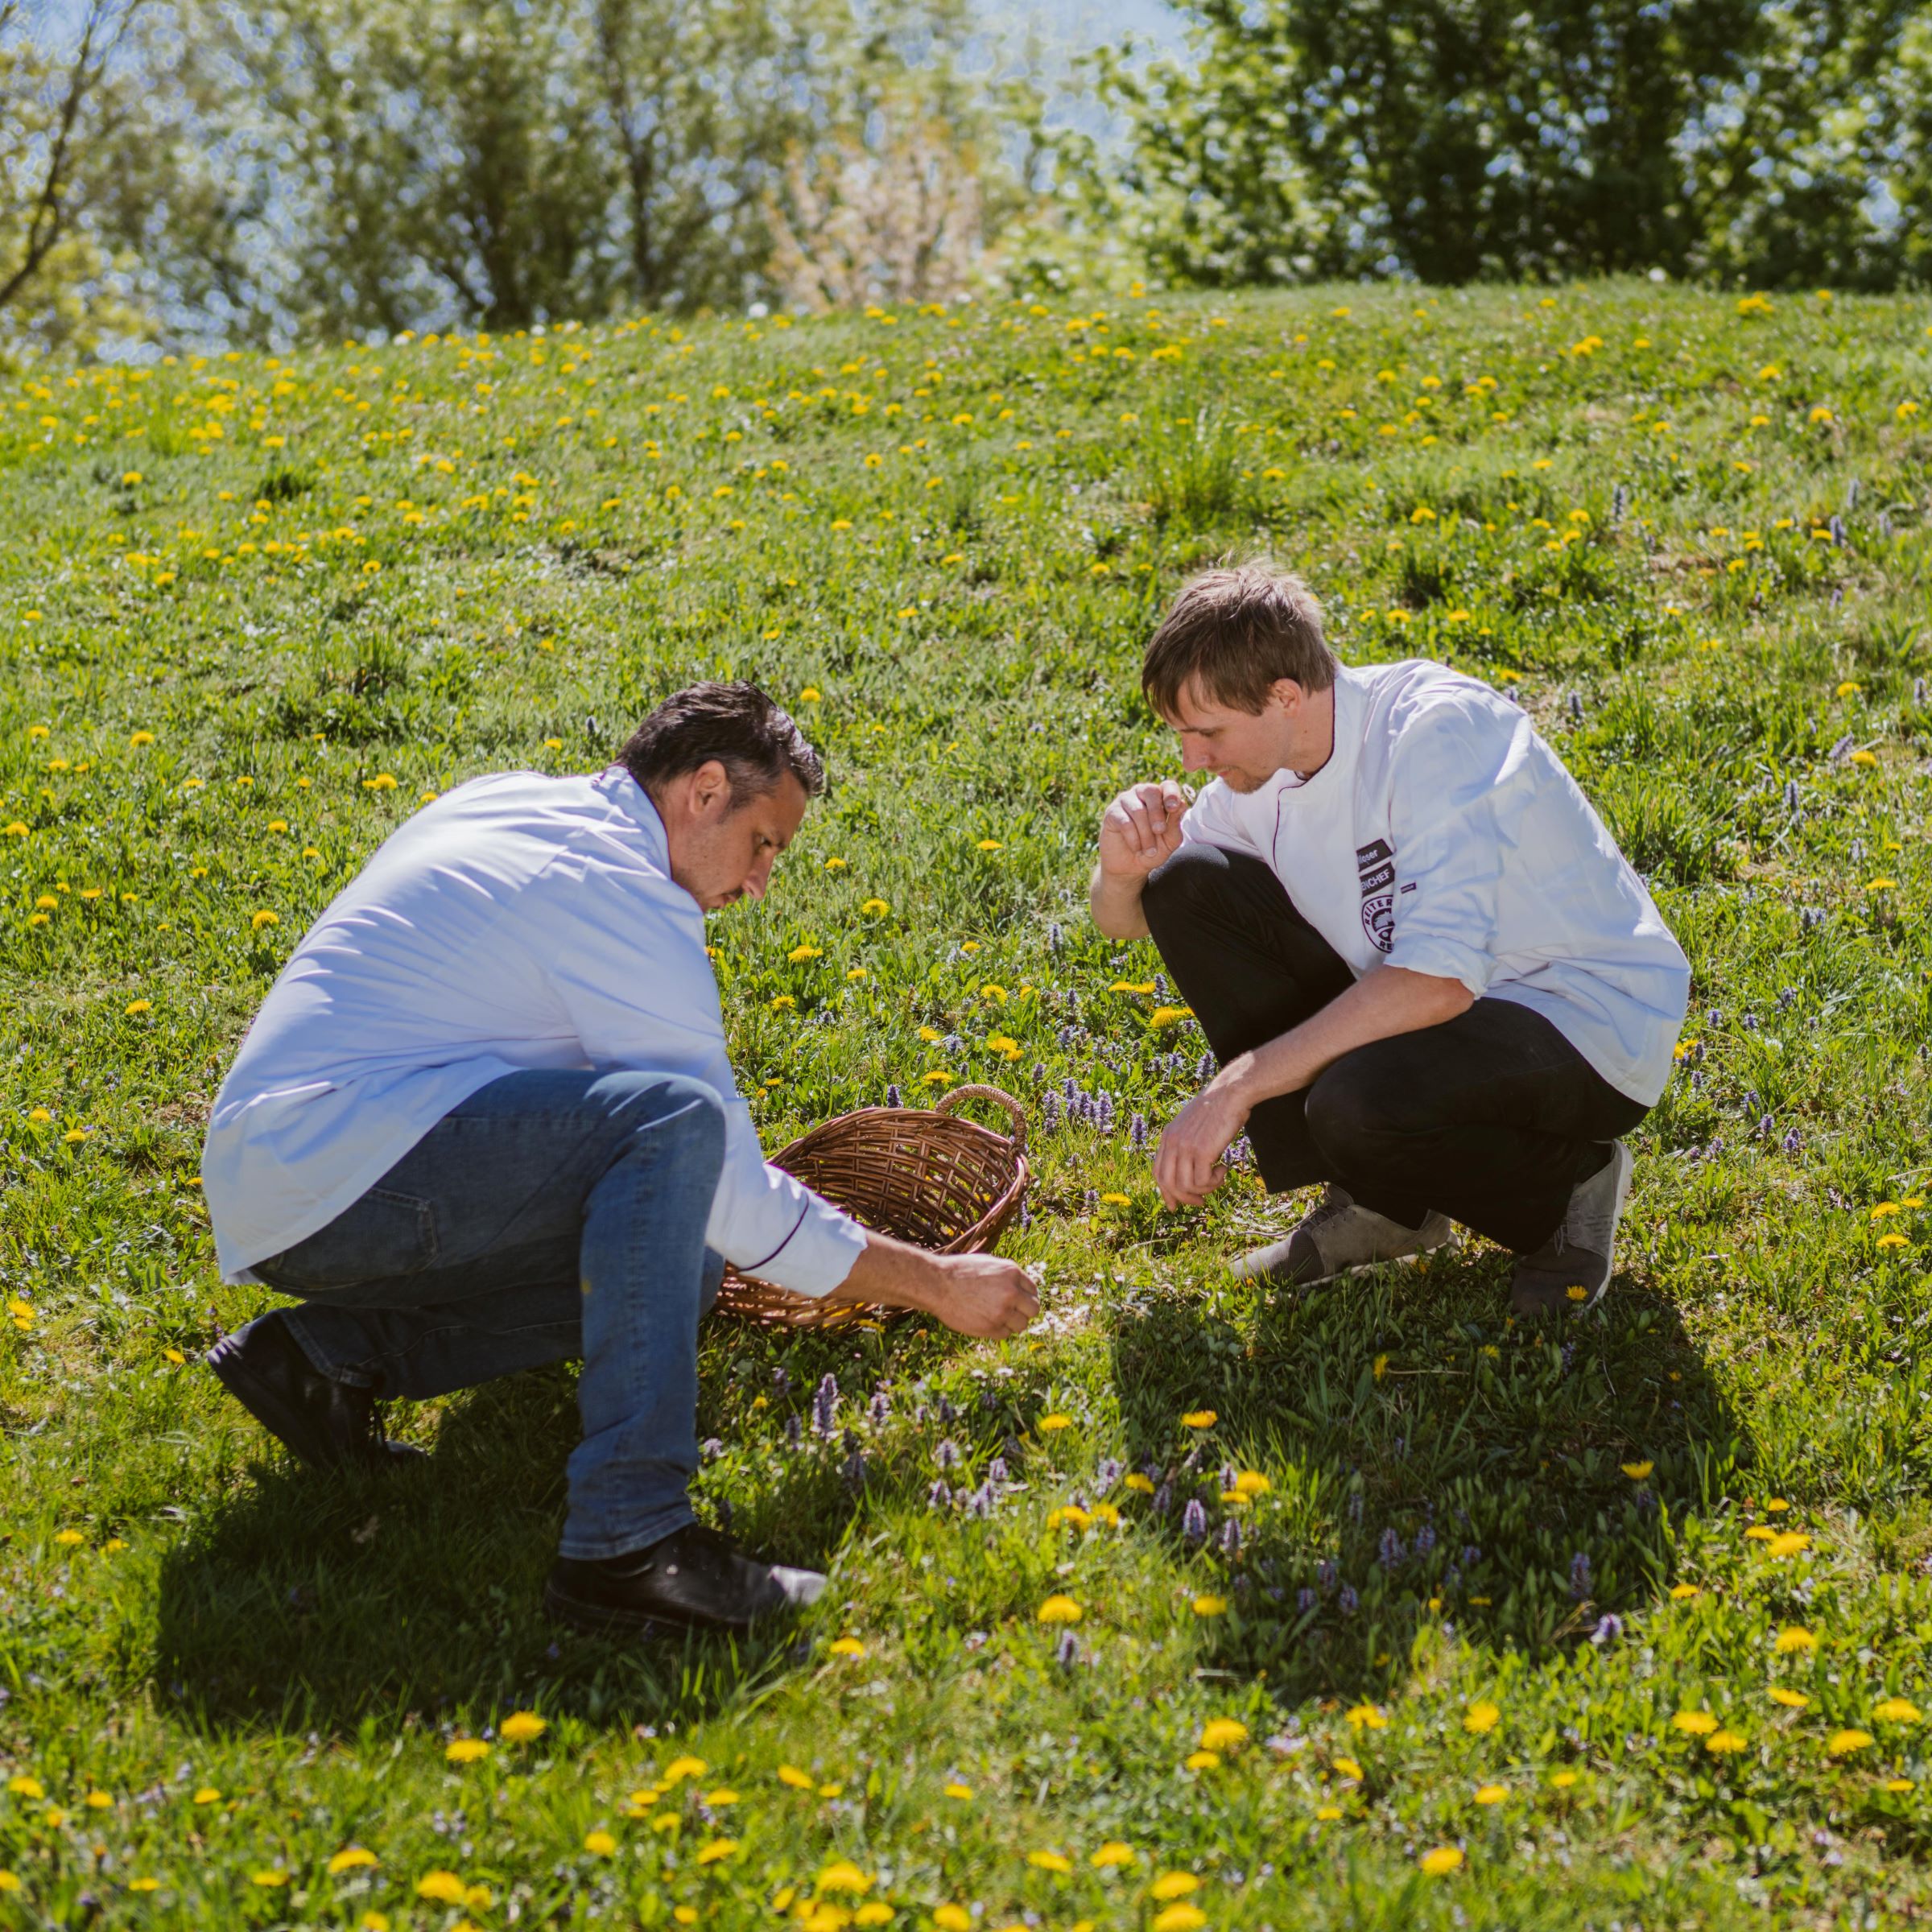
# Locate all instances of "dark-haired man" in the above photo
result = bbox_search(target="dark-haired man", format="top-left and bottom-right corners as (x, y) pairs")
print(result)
(1091, 564), (1689, 1315)
(204, 683), (1037, 1637)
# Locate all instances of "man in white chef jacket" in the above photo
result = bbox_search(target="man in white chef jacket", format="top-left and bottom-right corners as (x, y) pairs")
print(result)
(203, 682), (1036, 1638)
(1091, 563), (1690, 1315)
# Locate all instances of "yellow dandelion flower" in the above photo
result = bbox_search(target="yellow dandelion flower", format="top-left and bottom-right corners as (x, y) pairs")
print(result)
(1345, 1703), (1386, 1731)
(1671, 1711), (1719, 1736)
(1090, 1841), (1134, 1868)
(1774, 1627), (1817, 1653)
(1419, 1847), (1463, 1876)
(328, 1847), (379, 1875)
(584, 1831), (617, 1856)
(445, 1738), (489, 1764)
(1828, 1729), (1874, 1757)
(1199, 1719), (1249, 1752)
(1770, 1688), (1810, 1709)
(1875, 1699), (1922, 1724)
(499, 1711), (547, 1743)
(1473, 1783), (1506, 1804)
(815, 1859), (873, 1893)
(1181, 1410), (1217, 1429)
(1620, 1460), (1653, 1480)
(1462, 1700), (1501, 1734)
(1191, 1594), (1228, 1617)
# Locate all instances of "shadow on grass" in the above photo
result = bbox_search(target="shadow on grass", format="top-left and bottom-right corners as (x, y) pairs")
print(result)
(1106, 1242), (1748, 1701)
(147, 1356), (860, 1740)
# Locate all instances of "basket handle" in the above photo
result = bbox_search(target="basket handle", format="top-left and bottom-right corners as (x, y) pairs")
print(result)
(933, 1082), (1027, 1150)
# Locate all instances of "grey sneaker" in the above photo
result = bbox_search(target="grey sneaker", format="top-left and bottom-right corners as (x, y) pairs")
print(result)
(1232, 1183), (1455, 1287)
(1509, 1140), (1634, 1317)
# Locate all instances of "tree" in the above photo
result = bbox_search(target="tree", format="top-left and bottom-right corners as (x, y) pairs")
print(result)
(0, 0), (153, 352)
(171, 0), (1009, 336)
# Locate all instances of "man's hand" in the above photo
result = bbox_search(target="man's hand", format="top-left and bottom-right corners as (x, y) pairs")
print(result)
(1098, 779), (1189, 881)
(830, 1233), (1038, 1337)
(1153, 1075), (1252, 1209)
(1091, 779), (1189, 940)
(914, 1253), (1039, 1338)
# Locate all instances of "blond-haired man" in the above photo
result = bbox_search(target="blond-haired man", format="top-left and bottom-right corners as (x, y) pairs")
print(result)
(1091, 564), (1689, 1314)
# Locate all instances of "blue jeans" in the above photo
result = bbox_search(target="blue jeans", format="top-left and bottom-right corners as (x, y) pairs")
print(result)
(250, 1069), (727, 1560)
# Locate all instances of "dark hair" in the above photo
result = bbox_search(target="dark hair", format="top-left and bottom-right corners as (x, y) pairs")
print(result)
(617, 682), (825, 804)
(1141, 560), (1338, 718)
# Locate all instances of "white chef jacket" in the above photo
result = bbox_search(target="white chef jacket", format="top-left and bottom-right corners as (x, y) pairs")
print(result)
(1179, 657), (1690, 1104)
(202, 766), (867, 1296)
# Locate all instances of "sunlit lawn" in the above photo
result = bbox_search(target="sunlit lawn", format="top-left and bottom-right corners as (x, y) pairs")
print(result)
(2, 281), (1932, 1926)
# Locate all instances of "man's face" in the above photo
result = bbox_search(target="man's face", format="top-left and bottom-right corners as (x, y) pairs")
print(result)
(661, 763), (810, 911)
(1165, 679), (1303, 793)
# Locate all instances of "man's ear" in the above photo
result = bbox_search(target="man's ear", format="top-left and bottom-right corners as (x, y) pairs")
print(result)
(690, 758), (733, 814)
(1266, 677), (1305, 716)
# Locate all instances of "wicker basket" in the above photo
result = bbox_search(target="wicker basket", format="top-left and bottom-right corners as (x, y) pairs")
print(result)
(714, 1084), (1030, 1330)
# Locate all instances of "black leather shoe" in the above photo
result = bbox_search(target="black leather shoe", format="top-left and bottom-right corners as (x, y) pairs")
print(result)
(207, 1311), (426, 1471)
(544, 1523), (825, 1638)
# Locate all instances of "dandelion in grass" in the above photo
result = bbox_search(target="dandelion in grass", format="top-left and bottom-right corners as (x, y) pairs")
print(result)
(1829, 1729), (1874, 1757)
(1774, 1626), (1817, 1653)
(815, 1860), (873, 1893)
(1671, 1711), (1719, 1736)
(1344, 1703), (1386, 1731)
(1463, 1700), (1501, 1734)
(1874, 1699), (1922, 1724)
(1419, 1847), (1463, 1876)
(1770, 1689), (1810, 1709)
(1037, 1596), (1082, 1624)
(445, 1738), (489, 1764)
(328, 1847), (378, 1875)
(499, 1711), (547, 1743)
(1027, 1850), (1072, 1873)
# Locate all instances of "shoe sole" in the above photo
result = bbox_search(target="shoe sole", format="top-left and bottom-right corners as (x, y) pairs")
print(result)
(1233, 1228), (1458, 1289)
(541, 1580), (709, 1641)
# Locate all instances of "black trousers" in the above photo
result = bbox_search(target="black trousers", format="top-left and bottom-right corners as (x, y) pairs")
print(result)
(1141, 844), (1650, 1254)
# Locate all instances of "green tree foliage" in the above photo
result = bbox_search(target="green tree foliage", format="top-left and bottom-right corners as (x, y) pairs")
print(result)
(162, 0), (1015, 337)
(0, 0), (156, 355)
(1078, 0), (1932, 289)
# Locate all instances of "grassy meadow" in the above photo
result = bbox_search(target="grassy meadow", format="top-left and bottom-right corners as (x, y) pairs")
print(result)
(2, 282), (1931, 1927)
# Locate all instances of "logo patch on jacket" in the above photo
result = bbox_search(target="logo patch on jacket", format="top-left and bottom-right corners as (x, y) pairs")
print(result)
(1356, 838), (1395, 953)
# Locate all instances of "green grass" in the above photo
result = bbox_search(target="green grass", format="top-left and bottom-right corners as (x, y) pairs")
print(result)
(1, 281), (1930, 1927)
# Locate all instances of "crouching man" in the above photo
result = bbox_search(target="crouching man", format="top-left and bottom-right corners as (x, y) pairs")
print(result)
(202, 683), (1037, 1637)
(1091, 564), (1690, 1315)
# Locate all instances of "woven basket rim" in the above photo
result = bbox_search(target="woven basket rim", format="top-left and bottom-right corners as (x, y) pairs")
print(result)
(714, 1085), (1030, 1328)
